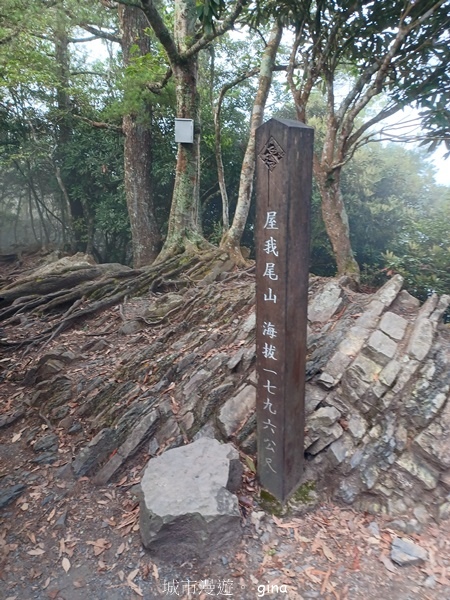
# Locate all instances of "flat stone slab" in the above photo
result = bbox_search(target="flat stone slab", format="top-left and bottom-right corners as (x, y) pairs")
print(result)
(308, 281), (343, 323)
(139, 438), (242, 561)
(390, 537), (428, 566)
(379, 312), (408, 341)
(0, 483), (26, 509)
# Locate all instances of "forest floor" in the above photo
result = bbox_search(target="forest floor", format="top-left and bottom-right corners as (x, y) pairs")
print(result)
(1, 253), (450, 600)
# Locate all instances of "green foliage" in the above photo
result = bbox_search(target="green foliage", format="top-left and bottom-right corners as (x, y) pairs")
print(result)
(382, 194), (450, 301)
(196, 0), (226, 34)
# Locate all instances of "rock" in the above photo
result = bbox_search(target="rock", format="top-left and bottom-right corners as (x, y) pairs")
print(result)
(347, 413), (367, 440)
(363, 330), (398, 366)
(337, 478), (360, 504)
(423, 575), (437, 589)
(379, 312), (408, 341)
(217, 385), (255, 438)
(58, 416), (74, 430)
(0, 483), (26, 509)
(72, 428), (117, 477)
(438, 501), (450, 520)
(94, 409), (159, 485)
(183, 369), (210, 397)
(376, 274), (404, 305)
(308, 281), (343, 323)
(414, 401), (450, 468)
(32, 452), (58, 465)
(119, 320), (145, 335)
(55, 508), (69, 529)
(388, 519), (422, 535)
(33, 433), (59, 452)
(36, 358), (66, 381)
(241, 312), (256, 334)
(367, 521), (380, 537)
(379, 360), (401, 387)
(227, 349), (245, 370)
(193, 421), (217, 441)
(341, 355), (381, 403)
(394, 290), (421, 311)
(138, 438), (242, 561)
(145, 293), (184, 319)
(361, 465), (379, 490)
(306, 422), (343, 455)
(395, 452), (440, 490)
(308, 406), (341, 428)
(0, 408), (26, 429)
(407, 319), (434, 361)
(390, 537), (428, 566)
(413, 504), (431, 525)
(327, 434), (354, 466)
(68, 422), (82, 434)
(305, 384), (328, 415)
(317, 371), (337, 388)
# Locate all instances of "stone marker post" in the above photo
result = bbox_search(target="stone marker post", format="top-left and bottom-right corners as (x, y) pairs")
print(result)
(255, 118), (314, 502)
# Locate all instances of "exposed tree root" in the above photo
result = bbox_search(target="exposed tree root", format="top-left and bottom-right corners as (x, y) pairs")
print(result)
(0, 249), (241, 350)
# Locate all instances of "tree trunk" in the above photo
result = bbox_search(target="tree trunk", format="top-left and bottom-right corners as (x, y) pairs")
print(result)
(315, 165), (360, 279)
(160, 58), (202, 256)
(119, 5), (161, 267)
(159, 0), (203, 258)
(220, 22), (282, 262)
(54, 23), (88, 253)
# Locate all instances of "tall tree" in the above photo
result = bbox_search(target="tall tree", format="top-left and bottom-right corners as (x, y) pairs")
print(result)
(128, 0), (246, 258)
(286, 0), (450, 280)
(118, 5), (161, 266)
(220, 21), (283, 263)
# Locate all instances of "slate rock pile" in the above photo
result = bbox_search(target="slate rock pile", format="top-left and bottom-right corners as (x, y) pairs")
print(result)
(12, 273), (450, 521)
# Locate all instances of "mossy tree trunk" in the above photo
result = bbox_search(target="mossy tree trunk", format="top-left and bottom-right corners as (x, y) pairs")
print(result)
(119, 5), (161, 267)
(139, 0), (245, 260)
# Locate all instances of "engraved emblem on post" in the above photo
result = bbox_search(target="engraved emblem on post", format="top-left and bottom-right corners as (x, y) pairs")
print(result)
(258, 136), (286, 171)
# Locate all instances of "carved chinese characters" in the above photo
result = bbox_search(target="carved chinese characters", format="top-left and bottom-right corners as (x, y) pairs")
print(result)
(255, 118), (314, 502)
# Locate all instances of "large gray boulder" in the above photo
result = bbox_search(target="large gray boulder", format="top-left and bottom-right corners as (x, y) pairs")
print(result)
(138, 437), (242, 561)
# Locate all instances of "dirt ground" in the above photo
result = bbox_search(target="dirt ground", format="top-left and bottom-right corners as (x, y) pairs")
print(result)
(1, 255), (450, 600)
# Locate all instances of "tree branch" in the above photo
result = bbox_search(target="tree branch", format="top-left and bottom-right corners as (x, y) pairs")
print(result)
(139, 0), (180, 65)
(73, 114), (123, 133)
(146, 68), (173, 93)
(78, 24), (121, 44)
(181, 0), (247, 60)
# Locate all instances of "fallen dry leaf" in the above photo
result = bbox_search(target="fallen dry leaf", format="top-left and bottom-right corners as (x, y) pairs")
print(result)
(321, 541), (337, 563)
(98, 559), (107, 571)
(303, 567), (322, 585)
(47, 508), (56, 522)
(380, 554), (397, 573)
(116, 542), (126, 556)
(127, 568), (143, 597)
(311, 531), (323, 554)
(12, 430), (23, 442)
(86, 538), (110, 556)
(28, 548), (45, 556)
(320, 568), (332, 595)
(26, 532), (37, 545)
(62, 557), (71, 573)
